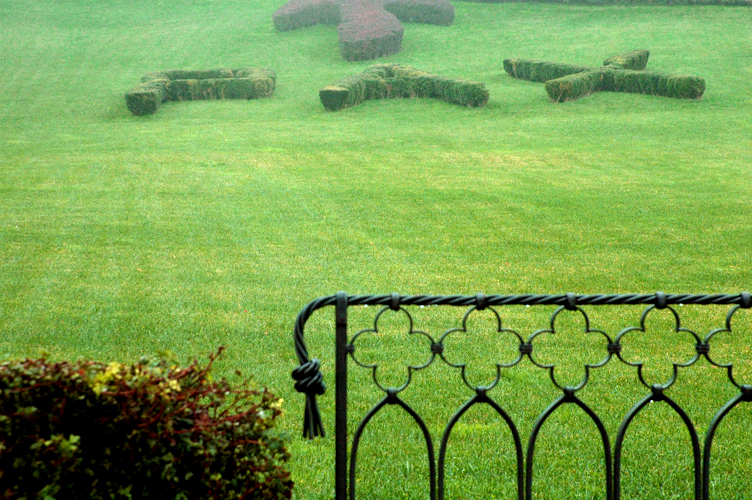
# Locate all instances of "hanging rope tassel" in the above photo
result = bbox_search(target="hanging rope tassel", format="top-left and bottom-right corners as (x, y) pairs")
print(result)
(292, 358), (326, 439)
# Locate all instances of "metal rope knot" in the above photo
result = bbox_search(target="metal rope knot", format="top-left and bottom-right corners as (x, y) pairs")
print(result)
(476, 292), (487, 310)
(390, 292), (401, 311)
(565, 292), (577, 311)
(655, 291), (667, 309)
(292, 358), (326, 439)
(292, 358), (326, 395)
(741, 292), (752, 309)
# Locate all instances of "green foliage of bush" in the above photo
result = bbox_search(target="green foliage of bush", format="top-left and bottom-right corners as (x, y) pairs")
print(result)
(503, 58), (591, 83)
(603, 49), (649, 70)
(544, 69), (610, 102)
(233, 68), (277, 85)
(165, 69), (235, 80)
(611, 70), (706, 99)
(319, 63), (489, 111)
(319, 85), (354, 111)
(0, 349), (293, 499)
(126, 68), (276, 115)
(125, 79), (167, 116)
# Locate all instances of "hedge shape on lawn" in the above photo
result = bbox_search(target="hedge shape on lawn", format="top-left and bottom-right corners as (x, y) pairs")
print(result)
(273, 0), (454, 61)
(319, 63), (489, 110)
(503, 50), (705, 102)
(125, 68), (276, 116)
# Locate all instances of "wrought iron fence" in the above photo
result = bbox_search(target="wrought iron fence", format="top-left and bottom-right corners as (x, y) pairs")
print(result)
(291, 292), (752, 500)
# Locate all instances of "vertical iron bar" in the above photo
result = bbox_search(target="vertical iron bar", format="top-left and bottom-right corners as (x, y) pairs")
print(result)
(702, 393), (743, 500)
(662, 395), (702, 500)
(570, 396), (613, 500)
(614, 393), (653, 500)
(526, 395), (566, 500)
(349, 397), (391, 500)
(336, 291), (349, 500)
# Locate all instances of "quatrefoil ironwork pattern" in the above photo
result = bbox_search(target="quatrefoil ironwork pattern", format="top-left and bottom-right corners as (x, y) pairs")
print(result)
(437, 304), (524, 391)
(526, 304), (612, 392)
(704, 296), (752, 389)
(348, 303), (436, 393)
(615, 302), (702, 390)
(291, 292), (752, 500)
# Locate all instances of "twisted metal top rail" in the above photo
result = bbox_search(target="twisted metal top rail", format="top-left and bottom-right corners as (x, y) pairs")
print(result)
(292, 292), (751, 440)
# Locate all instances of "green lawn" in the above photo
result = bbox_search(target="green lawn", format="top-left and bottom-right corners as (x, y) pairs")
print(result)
(1, 0), (751, 498)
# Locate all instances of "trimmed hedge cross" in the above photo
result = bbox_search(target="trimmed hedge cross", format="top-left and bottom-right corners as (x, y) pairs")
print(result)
(273, 0), (454, 61)
(319, 64), (489, 110)
(504, 50), (705, 102)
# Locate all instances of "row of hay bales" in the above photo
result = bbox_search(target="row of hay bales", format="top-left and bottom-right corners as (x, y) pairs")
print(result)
(503, 50), (705, 102)
(125, 68), (276, 116)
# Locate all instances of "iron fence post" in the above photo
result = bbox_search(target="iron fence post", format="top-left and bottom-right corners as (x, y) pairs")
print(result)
(335, 291), (349, 500)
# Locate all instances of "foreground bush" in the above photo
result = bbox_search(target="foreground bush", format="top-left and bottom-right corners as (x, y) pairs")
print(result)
(0, 348), (292, 499)
(320, 63), (489, 110)
(126, 68), (276, 115)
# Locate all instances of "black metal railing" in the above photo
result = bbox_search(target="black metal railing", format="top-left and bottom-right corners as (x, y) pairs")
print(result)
(292, 292), (752, 500)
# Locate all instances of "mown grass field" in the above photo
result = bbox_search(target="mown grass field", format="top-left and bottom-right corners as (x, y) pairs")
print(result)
(1, 0), (751, 498)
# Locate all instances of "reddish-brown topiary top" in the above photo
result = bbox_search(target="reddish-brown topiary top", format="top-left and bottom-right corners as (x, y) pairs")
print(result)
(273, 0), (453, 61)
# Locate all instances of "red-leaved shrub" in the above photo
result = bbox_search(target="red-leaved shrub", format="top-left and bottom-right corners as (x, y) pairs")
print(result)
(0, 348), (292, 499)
